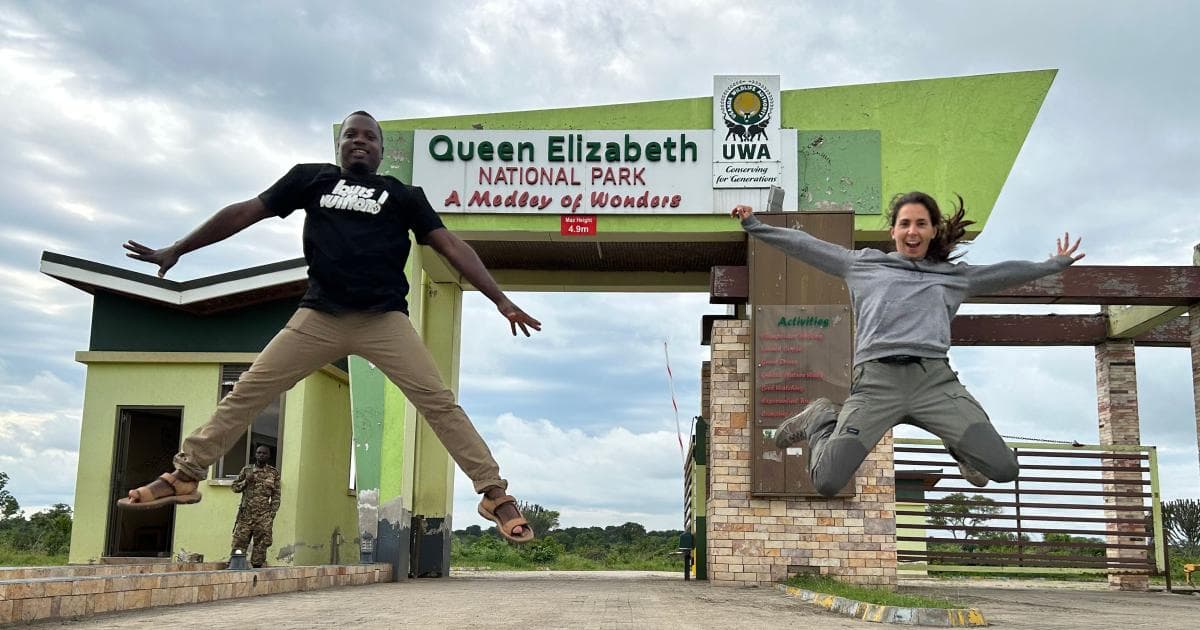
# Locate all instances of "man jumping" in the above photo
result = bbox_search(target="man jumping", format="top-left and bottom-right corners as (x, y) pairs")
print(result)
(118, 111), (536, 543)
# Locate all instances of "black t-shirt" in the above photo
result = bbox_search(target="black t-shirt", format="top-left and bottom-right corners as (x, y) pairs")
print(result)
(258, 163), (445, 314)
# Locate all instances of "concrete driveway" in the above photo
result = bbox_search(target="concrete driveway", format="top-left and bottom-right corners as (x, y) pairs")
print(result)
(40, 571), (1198, 629)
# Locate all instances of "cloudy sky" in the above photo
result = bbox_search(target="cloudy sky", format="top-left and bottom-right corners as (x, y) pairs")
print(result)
(0, 2), (1196, 533)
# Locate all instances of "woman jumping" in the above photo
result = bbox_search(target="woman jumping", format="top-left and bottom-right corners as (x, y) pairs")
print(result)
(733, 192), (1084, 496)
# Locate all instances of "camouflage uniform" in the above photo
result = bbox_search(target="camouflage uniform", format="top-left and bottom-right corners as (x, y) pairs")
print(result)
(230, 463), (280, 567)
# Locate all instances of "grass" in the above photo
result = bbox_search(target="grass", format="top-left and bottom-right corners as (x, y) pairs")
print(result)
(926, 552), (1200, 587)
(786, 574), (965, 609)
(0, 545), (68, 566)
(928, 570), (1106, 582)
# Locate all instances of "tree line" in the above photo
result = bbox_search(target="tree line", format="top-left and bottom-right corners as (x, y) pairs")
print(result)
(0, 472), (73, 558)
(452, 502), (685, 570)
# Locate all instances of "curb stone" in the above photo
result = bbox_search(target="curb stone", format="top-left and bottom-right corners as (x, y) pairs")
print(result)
(777, 585), (988, 626)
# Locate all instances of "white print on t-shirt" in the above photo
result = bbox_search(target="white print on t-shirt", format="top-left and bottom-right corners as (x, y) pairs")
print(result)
(319, 179), (390, 215)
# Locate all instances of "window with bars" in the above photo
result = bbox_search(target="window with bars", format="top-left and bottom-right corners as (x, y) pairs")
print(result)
(213, 364), (283, 478)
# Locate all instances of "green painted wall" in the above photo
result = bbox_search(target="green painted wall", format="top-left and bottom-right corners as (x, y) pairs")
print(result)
(377, 250), (429, 511)
(896, 500), (929, 576)
(796, 130), (881, 215)
(69, 362), (220, 564)
(349, 356), (385, 496)
(90, 292), (299, 352)
(373, 69), (1054, 241)
(412, 278), (462, 517)
(284, 371), (359, 566)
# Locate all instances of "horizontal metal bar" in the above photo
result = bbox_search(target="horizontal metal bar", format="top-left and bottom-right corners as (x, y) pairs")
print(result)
(895, 523), (1145, 537)
(909, 473), (1149, 485)
(950, 314), (1191, 347)
(896, 438), (1156, 454)
(894, 510), (1150, 525)
(895, 447), (1150, 460)
(898, 554), (1154, 570)
(916, 564), (1147, 575)
(899, 536), (1152, 550)
(925, 486), (1150, 497)
(967, 265), (1200, 306)
(903, 497), (1149, 511)
(898, 550), (1152, 566)
(896, 460), (1150, 472)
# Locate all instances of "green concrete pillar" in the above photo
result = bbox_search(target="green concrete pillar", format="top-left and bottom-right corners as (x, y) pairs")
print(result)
(410, 276), (462, 577)
(348, 357), (387, 562)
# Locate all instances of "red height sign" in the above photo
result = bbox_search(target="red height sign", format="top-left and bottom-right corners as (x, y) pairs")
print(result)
(561, 215), (597, 236)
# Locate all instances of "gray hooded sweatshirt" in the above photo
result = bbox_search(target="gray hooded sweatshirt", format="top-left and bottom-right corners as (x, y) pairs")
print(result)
(742, 216), (1075, 366)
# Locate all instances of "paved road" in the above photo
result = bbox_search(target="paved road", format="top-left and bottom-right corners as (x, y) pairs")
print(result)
(44, 571), (1198, 629)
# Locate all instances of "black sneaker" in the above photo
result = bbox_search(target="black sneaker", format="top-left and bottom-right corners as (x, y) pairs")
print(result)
(774, 398), (838, 449)
(957, 460), (989, 488)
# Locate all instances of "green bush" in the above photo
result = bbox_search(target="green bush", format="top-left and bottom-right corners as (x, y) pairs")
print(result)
(1165, 499), (1200, 556)
(451, 511), (684, 571)
(0, 473), (73, 558)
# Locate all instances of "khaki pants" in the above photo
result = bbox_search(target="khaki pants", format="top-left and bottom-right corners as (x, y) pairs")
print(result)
(806, 358), (1017, 497)
(174, 308), (506, 493)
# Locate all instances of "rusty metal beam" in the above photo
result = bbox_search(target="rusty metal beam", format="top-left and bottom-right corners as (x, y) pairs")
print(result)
(969, 266), (1200, 306)
(952, 314), (1190, 347)
(711, 265), (1200, 306)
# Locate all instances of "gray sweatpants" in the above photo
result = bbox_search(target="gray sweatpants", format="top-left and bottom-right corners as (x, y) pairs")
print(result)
(806, 358), (1018, 497)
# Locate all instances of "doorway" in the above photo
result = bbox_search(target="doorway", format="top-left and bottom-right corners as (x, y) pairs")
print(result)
(105, 407), (182, 557)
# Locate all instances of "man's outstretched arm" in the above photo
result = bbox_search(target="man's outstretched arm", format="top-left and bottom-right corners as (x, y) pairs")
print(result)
(424, 228), (542, 337)
(123, 198), (275, 277)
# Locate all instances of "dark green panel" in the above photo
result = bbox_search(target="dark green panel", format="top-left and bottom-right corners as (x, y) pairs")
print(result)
(796, 130), (882, 215)
(695, 516), (707, 580)
(90, 292), (301, 353)
(895, 478), (927, 502)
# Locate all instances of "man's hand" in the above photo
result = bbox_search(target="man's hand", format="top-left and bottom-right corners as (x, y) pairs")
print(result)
(123, 241), (181, 278)
(1054, 232), (1086, 262)
(497, 299), (541, 337)
(731, 205), (754, 221)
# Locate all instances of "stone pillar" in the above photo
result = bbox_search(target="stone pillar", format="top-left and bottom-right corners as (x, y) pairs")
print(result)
(1191, 244), (1199, 486)
(1095, 338), (1148, 591)
(1192, 304), (1200, 484)
(706, 320), (755, 585)
(705, 320), (896, 587)
(701, 361), (712, 421)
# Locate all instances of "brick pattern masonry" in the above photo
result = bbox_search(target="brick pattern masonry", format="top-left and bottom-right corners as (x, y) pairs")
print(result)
(1192, 306), (1200, 497)
(1095, 339), (1149, 591)
(0, 563), (392, 624)
(705, 320), (897, 587)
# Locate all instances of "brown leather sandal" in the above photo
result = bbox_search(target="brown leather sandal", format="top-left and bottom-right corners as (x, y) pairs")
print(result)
(477, 494), (534, 543)
(117, 472), (202, 510)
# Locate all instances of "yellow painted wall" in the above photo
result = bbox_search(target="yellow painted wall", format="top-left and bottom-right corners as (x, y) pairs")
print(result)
(69, 358), (356, 566)
(68, 362), (232, 564)
(283, 370), (359, 566)
(896, 500), (928, 576)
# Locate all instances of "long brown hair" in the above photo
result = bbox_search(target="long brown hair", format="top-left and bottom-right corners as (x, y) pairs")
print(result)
(887, 192), (975, 262)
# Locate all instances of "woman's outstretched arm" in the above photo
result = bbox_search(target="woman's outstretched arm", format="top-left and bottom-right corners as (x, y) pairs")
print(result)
(731, 205), (856, 278)
(964, 232), (1085, 295)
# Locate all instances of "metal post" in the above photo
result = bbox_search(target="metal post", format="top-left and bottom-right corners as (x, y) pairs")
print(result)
(1013, 448), (1023, 566)
(1148, 446), (1167, 575)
